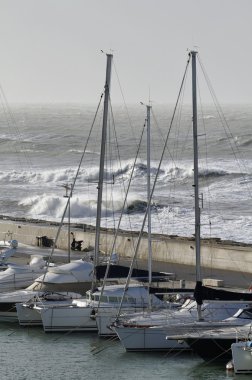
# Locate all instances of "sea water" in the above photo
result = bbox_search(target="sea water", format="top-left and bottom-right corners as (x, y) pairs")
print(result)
(1, 102), (252, 244)
(0, 323), (235, 380)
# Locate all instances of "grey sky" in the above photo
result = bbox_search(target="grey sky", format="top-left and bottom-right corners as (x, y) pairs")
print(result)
(0, 0), (251, 104)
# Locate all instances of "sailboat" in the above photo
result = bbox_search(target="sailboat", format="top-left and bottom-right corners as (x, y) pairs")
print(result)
(15, 53), (114, 329)
(95, 103), (177, 337)
(112, 50), (252, 351)
(16, 61), (170, 329)
(31, 55), (174, 333)
(0, 239), (54, 292)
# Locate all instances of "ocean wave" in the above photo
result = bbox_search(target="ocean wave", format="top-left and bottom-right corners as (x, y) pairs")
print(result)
(126, 200), (147, 214)
(198, 168), (228, 178)
(84, 160), (162, 183)
(239, 138), (252, 147)
(18, 190), (168, 220)
(68, 149), (85, 154)
(18, 192), (131, 219)
(0, 167), (86, 185)
(201, 115), (216, 120)
(218, 134), (252, 148)
(1, 103), (252, 244)
(162, 164), (230, 181)
(20, 149), (46, 153)
(19, 194), (104, 219)
(125, 199), (167, 214)
(0, 133), (24, 142)
(0, 159), (241, 187)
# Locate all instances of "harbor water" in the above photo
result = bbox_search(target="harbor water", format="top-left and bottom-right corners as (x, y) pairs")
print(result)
(0, 322), (237, 380)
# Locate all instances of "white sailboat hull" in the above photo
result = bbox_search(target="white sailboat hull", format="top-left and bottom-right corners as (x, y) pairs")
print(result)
(34, 284), (165, 333)
(16, 303), (42, 326)
(0, 290), (40, 322)
(96, 307), (148, 337)
(113, 301), (250, 351)
(113, 325), (189, 351)
(40, 304), (97, 332)
(16, 293), (82, 326)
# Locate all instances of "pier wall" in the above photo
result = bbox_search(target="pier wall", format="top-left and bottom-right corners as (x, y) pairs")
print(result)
(0, 220), (251, 274)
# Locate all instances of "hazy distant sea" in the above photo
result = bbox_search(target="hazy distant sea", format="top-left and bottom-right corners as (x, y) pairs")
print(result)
(1, 102), (252, 244)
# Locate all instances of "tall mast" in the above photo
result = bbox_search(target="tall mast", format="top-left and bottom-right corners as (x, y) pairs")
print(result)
(191, 51), (201, 282)
(146, 105), (152, 290)
(94, 53), (113, 276)
(191, 50), (202, 320)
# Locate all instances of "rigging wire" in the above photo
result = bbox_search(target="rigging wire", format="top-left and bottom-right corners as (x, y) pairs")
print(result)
(108, 97), (143, 240)
(112, 59), (139, 143)
(96, 105), (147, 309)
(150, 75), (194, 238)
(196, 75), (214, 277)
(196, 53), (251, 283)
(198, 54), (252, 198)
(115, 53), (191, 318)
(0, 84), (33, 169)
(149, 107), (178, 237)
(40, 92), (104, 273)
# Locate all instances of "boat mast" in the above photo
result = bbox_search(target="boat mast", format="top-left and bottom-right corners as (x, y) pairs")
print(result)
(191, 50), (202, 320)
(93, 54), (113, 281)
(146, 104), (152, 308)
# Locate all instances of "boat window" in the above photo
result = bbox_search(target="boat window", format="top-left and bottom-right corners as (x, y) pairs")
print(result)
(126, 297), (136, 304)
(238, 309), (252, 319)
(99, 296), (108, 302)
(108, 296), (119, 303)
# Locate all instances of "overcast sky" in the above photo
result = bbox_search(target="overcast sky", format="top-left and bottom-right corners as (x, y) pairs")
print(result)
(0, 0), (251, 104)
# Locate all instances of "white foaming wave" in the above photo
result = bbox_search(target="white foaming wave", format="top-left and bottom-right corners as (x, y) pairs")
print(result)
(39, 167), (88, 184)
(0, 158), (243, 189)
(19, 194), (67, 218)
(0, 170), (28, 183)
(0, 133), (22, 142)
(84, 160), (235, 187)
(160, 161), (244, 183)
(165, 165), (193, 180)
(142, 205), (252, 244)
(19, 194), (97, 219)
(218, 133), (252, 148)
(13, 184), (252, 245)
(0, 167), (87, 185)
(82, 149), (100, 156)
(201, 115), (216, 120)
(18, 191), (131, 219)
(68, 149), (84, 154)
(198, 167), (228, 178)
(83, 159), (163, 183)
(65, 146), (101, 157)
(84, 160), (138, 182)
(20, 149), (46, 153)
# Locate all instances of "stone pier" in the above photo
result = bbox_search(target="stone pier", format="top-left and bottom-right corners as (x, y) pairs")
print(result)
(0, 217), (252, 276)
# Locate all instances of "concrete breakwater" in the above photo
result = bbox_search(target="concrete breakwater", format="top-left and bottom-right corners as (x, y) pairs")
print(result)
(0, 216), (252, 277)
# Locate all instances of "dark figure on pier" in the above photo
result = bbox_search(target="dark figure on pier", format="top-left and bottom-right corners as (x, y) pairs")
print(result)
(71, 232), (83, 251)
